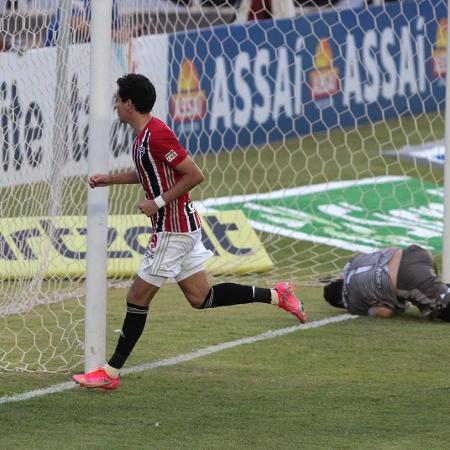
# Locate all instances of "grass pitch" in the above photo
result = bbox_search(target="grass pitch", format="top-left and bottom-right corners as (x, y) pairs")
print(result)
(1, 286), (450, 449)
(1, 111), (449, 448)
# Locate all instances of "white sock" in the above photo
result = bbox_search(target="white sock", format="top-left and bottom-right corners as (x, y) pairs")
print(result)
(270, 289), (279, 305)
(103, 363), (120, 379)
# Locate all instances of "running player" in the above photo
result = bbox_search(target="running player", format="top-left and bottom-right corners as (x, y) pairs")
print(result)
(73, 74), (307, 390)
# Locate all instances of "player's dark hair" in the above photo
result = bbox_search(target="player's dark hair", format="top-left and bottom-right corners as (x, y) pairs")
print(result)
(117, 74), (156, 113)
(323, 279), (345, 309)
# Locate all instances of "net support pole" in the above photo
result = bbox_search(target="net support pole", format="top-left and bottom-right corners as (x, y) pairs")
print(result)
(85, 0), (113, 371)
(442, 1), (450, 282)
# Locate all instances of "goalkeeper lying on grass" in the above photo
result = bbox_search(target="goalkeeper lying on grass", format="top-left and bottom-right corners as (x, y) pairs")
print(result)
(323, 244), (450, 321)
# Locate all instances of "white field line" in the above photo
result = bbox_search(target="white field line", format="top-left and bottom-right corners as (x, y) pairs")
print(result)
(0, 314), (357, 405)
(194, 176), (409, 211)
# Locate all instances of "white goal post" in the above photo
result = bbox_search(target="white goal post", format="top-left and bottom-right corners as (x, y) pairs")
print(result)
(442, 0), (450, 283)
(84, 0), (112, 373)
(0, 0), (449, 372)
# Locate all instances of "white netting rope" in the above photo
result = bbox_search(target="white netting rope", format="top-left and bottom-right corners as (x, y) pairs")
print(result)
(0, 0), (446, 371)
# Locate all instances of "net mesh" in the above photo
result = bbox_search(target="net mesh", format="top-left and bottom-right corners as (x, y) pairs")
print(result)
(0, 0), (446, 371)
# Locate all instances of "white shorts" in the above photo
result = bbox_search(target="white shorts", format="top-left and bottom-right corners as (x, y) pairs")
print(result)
(137, 229), (213, 287)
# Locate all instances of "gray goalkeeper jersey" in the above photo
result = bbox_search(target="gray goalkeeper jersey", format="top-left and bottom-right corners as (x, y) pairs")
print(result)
(342, 247), (407, 315)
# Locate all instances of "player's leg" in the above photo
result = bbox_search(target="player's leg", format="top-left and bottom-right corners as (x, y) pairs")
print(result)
(177, 270), (307, 322)
(438, 284), (450, 322)
(105, 231), (172, 374)
(174, 229), (307, 321)
(397, 245), (450, 319)
(73, 275), (162, 390)
(73, 232), (171, 390)
(177, 269), (271, 307)
(105, 275), (160, 371)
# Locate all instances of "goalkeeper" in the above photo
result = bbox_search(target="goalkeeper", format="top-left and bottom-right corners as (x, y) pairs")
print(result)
(323, 244), (450, 321)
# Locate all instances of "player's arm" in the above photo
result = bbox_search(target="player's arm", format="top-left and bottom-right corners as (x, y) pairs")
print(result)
(368, 305), (396, 318)
(137, 157), (204, 216)
(89, 171), (139, 188)
(160, 156), (204, 204)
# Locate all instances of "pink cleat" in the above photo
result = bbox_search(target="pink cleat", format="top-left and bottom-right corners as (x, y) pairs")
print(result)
(72, 367), (120, 391)
(274, 281), (308, 323)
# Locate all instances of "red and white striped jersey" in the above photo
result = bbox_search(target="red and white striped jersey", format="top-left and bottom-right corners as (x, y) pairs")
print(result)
(132, 116), (201, 233)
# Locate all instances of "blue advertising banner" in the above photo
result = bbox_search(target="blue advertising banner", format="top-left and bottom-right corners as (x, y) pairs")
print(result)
(168, 0), (446, 154)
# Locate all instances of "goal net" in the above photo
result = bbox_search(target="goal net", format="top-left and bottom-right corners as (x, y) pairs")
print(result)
(0, 0), (447, 371)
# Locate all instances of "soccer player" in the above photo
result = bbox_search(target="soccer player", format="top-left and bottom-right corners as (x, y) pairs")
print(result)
(73, 73), (307, 390)
(323, 244), (450, 321)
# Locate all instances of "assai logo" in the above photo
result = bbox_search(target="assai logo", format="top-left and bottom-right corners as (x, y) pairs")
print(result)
(170, 59), (206, 123)
(432, 18), (447, 78)
(309, 38), (340, 100)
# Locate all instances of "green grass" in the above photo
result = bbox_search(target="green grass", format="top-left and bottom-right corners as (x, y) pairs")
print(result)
(0, 111), (449, 448)
(1, 285), (450, 449)
(0, 111), (444, 218)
